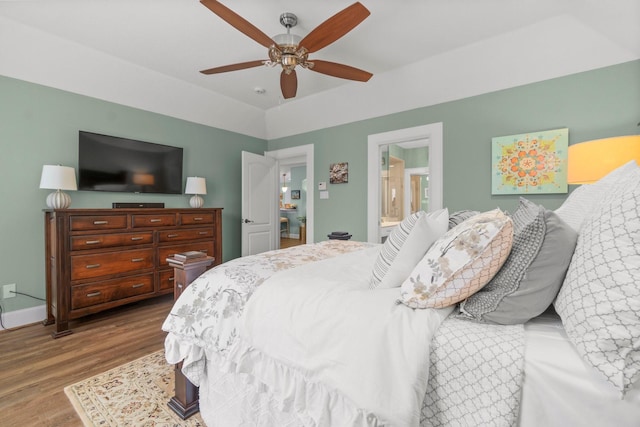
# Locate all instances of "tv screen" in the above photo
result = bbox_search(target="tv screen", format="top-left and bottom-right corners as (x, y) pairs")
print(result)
(78, 131), (183, 194)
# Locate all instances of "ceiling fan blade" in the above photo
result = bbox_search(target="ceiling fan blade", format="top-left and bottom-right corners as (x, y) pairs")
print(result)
(200, 0), (277, 49)
(309, 59), (372, 82)
(200, 60), (265, 74)
(298, 2), (370, 53)
(281, 70), (298, 99)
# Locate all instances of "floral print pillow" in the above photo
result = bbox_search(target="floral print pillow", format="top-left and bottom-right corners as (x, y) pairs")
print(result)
(398, 209), (513, 309)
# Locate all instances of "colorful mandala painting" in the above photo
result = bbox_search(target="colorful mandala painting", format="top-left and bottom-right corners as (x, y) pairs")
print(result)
(492, 128), (568, 194)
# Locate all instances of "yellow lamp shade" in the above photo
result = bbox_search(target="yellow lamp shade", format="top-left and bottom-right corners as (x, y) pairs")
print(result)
(567, 135), (640, 184)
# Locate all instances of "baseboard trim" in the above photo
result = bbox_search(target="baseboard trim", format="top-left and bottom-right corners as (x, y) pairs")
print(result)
(1, 304), (46, 330)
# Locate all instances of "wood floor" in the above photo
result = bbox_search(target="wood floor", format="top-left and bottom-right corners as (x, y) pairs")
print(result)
(280, 237), (302, 249)
(0, 294), (175, 427)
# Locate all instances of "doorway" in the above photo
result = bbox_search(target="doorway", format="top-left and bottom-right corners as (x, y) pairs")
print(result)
(279, 164), (307, 249)
(266, 144), (314, 248)
(367, 123), (443, 243)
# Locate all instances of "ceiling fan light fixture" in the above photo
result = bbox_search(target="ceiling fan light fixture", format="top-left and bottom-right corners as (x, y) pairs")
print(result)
(199, 1), (373, 99)
(273, 32), (301, 48)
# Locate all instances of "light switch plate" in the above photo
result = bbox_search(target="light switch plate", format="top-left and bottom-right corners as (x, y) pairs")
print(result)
(318, 181), (327, 191)
(320, 191), (329, 199)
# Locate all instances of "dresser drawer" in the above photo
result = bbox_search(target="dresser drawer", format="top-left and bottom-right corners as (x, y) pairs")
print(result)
(71, 274), (154, 310)
(71, 232), (153, 251)
(158, 269), (176, 291)
(70, 215), (127, 231)
(132, 214), (176, 228)
(181, 212), (214, 225)
(158, 227), (214, 243)
(71, 248), (154, 280)
(158, 242), (214, 267)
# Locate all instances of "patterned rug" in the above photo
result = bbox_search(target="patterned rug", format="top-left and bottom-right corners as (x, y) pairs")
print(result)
(64, 350), (205, 426)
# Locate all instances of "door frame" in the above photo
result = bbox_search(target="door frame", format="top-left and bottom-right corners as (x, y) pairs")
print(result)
(265, 144), (315, 245)
(367, 123), (443, 243)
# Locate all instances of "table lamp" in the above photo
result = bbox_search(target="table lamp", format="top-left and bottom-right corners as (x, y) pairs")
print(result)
(39, 165), (77, 209)
(567, 135), (640, 184)
(185, 177), (207, 208)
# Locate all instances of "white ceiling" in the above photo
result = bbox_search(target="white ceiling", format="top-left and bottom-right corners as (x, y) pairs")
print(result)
(1, 0), (639, 139)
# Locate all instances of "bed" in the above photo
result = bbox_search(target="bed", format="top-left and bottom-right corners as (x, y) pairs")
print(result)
(163, 161), (640, 426)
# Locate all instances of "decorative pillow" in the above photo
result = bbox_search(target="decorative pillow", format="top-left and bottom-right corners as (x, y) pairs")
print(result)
(370, 208), (449, 289)
(448, 210), (480, 230)
(555, 168), (640, 395)
(398, 209), (513, 309)
(459, 198), (578, 324)
(555, 160), (639, 232)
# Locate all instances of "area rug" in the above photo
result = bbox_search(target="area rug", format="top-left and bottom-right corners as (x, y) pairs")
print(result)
(64, 350), (205, 426)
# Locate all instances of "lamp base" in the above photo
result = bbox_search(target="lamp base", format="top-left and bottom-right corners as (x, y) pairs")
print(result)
(46, 190), (71, 209)
(189, 195), (204, 208)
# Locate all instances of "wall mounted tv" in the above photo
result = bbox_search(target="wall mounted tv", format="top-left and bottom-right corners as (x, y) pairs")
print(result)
(78, 131), (183, 194)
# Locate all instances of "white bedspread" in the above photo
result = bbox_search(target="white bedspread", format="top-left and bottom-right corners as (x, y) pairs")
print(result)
(225, 247), (453, 427)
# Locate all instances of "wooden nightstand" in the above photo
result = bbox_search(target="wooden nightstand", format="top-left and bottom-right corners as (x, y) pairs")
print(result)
(166, 254), (214, 420)
(166, 256), (215, 300)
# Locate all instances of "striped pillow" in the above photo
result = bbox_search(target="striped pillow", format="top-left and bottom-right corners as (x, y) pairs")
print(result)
(370, 209), (449, 289)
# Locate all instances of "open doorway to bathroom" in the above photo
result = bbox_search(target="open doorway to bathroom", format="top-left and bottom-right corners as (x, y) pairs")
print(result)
(367, 123), (443, 243)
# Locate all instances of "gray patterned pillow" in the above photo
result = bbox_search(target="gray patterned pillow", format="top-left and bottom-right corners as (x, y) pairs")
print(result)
(370, 209), (449, 289)
(555, 160), (639, 232)
(555, 169), (640, 395)
(460, 198), (577, 324)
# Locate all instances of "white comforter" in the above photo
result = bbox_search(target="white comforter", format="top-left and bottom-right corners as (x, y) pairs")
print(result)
(224, 247), (453, 427)
(163, 241), (525, 426)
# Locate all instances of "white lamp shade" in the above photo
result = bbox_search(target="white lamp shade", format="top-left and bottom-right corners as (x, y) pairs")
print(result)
(39, 165), (77, 191)
(185, 177), (207, 195)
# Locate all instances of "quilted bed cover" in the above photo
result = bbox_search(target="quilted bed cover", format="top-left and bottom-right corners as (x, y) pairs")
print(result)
(163, 241), (525, 426)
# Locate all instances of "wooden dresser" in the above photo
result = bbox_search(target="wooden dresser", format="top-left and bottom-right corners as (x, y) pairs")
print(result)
(43, 208), (222, 338)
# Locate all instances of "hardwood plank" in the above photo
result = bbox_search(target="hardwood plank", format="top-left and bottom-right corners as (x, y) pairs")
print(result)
(0, 294), (174, 427)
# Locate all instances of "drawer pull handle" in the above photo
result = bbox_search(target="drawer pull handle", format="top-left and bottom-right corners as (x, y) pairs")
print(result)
(130, 237), (144, 241)
(198, 231), (208, 235)
(131, 258), (145, 263)
(132, 283), (145, 289)
(169, 277), (174, 282)
(149, 219), (162, 223)
(93, 220), (108, 225)
(87, 291), (101, 297)
(85, 264), (101, 269)
(85, 240), (101, 245)
(193, 217), (204, 221)
(167, 234), (179, 238)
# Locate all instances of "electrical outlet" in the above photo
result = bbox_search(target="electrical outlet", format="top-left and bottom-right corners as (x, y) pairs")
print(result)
(3, 283), (16, 299)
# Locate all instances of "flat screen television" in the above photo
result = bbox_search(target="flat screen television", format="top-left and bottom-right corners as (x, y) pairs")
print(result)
(78, 131), (183, 194)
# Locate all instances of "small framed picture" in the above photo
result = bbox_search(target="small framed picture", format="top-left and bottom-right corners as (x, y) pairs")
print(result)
(330, 162), (348, 184)
(291, 190), (300, 199)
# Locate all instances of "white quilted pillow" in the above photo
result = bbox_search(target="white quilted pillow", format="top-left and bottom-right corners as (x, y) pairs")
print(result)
(398, 209), (513, 309)
(555, 160), (639, 232)
(555, 168), (640, 395)
(370, 209), (449, 289)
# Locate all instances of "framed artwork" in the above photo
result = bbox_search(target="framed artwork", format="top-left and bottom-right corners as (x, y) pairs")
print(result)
(330, 162), (349, 184)
(492, 128), (568, 195)
(291, 190), (300, 199)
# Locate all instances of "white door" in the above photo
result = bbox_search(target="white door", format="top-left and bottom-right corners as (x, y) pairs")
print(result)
(241, 151), (277, 256)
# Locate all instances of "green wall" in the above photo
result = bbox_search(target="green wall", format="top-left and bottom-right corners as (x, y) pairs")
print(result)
(1, 60), (638, 316)
(0, 75), (266, 313)
(268, 60), (640, 242)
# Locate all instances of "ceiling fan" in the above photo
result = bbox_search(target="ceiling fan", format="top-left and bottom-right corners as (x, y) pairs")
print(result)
(199, 0), (373, 99)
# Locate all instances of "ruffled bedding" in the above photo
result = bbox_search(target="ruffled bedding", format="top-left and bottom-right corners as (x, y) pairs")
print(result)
(163, 240), (376, 384)
(163, 240), (525, 426)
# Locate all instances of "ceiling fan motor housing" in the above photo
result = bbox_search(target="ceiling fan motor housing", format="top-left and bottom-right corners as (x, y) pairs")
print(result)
(279, 12), (297, 29)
